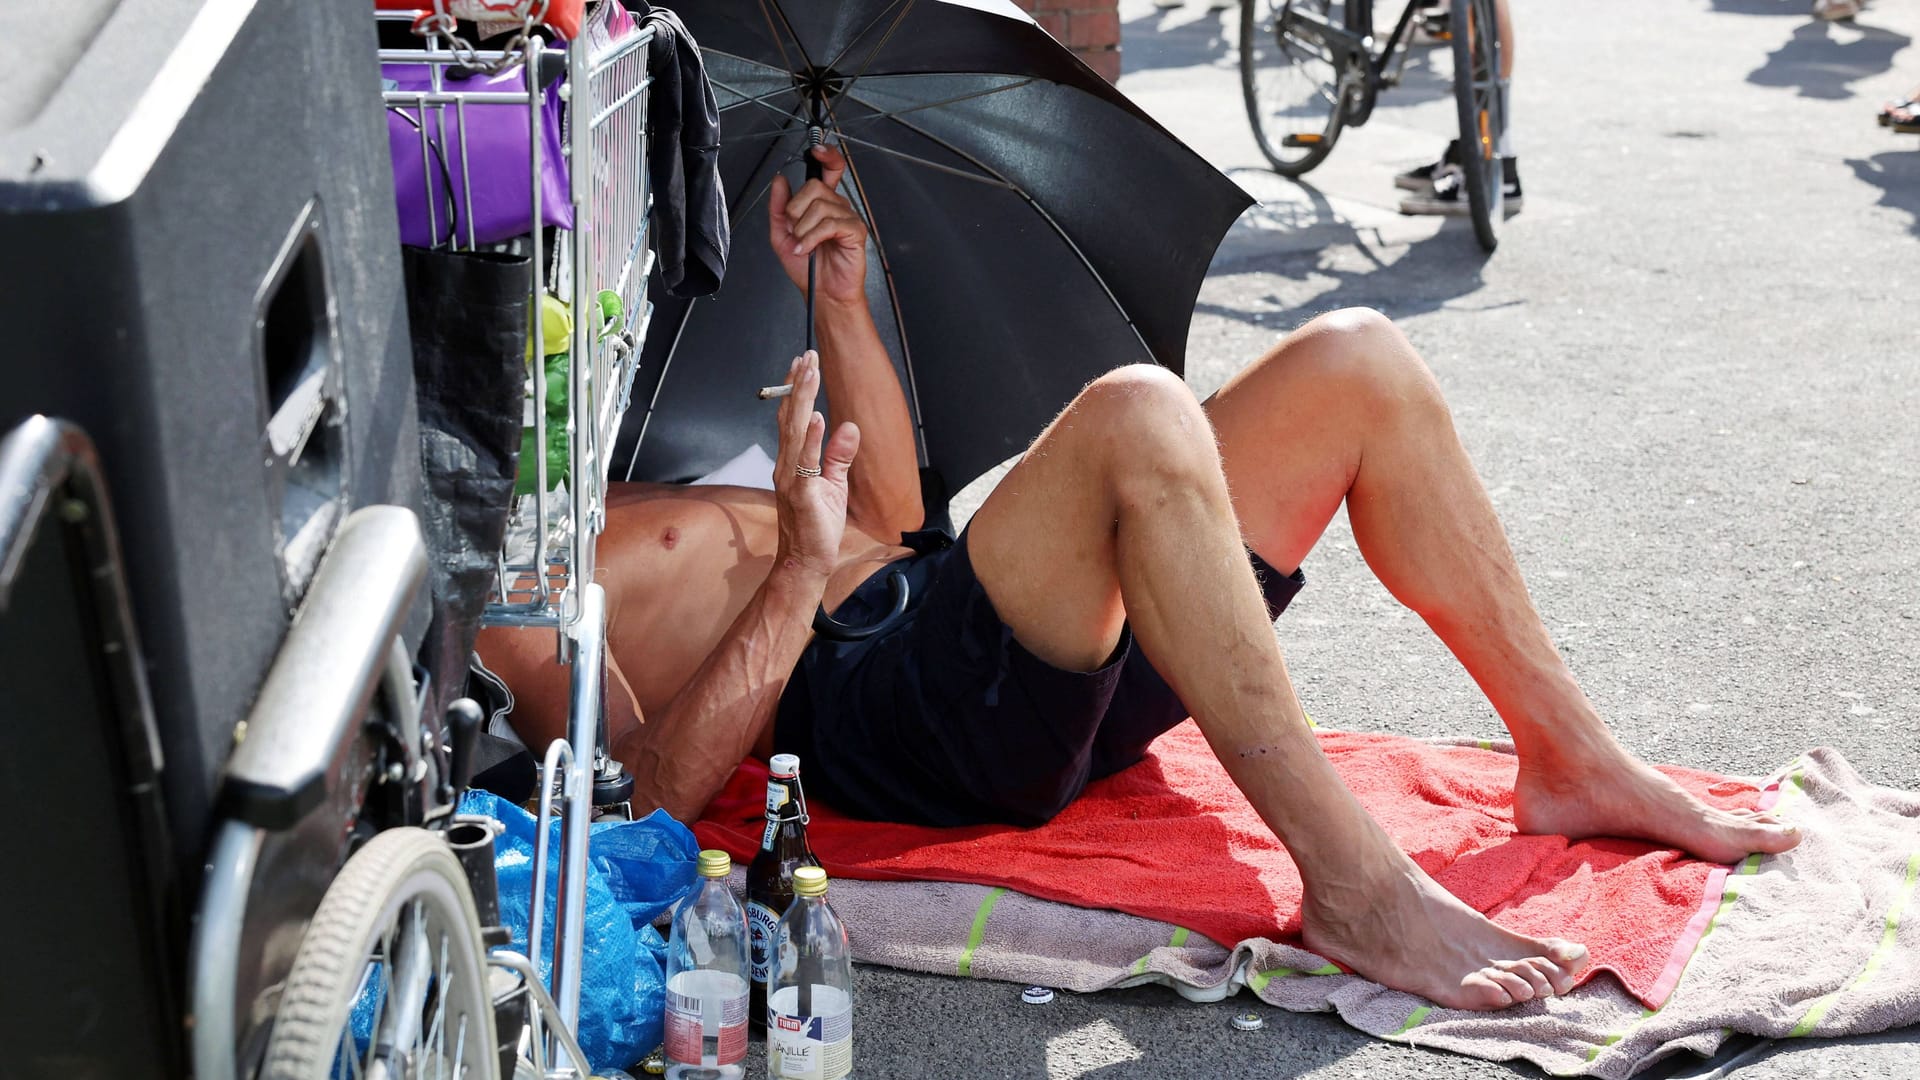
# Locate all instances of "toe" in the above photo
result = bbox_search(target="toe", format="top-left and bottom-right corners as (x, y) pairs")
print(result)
(1530, 954), (1577, 996)
(1458, 971), (1517, 1010)
(1494, 958), (1554, 999)
(1484, 966), (1537, 1002)
(1545, 939), (1590, 974)
(1738, 819), (1800, 854)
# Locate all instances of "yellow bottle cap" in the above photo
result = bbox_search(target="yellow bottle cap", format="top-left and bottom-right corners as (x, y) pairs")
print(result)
(792, 865), (829, 897)
(697, 850), (732, 879)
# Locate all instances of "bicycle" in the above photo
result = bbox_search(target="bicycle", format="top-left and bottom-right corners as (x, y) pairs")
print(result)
(1240, 0), (1507, 251)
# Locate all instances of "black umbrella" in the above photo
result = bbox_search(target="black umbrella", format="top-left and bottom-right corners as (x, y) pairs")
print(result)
(614, 0), (1250, 522)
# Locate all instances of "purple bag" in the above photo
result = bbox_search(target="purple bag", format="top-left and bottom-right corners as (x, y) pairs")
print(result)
(384, 61), (572, 248)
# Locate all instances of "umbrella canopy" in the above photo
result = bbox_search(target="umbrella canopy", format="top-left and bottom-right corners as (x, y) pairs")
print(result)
(614, 0), (1251, 509)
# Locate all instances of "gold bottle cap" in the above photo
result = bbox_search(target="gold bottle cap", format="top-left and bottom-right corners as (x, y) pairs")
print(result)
(697, 850), (732, 878)
(792, 865), (829, 897)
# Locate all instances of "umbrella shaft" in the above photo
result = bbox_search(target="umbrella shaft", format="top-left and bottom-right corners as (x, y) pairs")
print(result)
(803, 116), (824, 358)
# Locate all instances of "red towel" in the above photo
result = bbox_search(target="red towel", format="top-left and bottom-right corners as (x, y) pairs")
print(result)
(695, 723), (1764, 1007)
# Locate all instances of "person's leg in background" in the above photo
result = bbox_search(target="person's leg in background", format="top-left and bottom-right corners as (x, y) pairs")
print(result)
(1398, 0), (1524, 216)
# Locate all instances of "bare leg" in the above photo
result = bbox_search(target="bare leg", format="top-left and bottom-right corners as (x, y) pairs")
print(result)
(1204, 309), (1800, 863)
(967, 360), (1585, 1010)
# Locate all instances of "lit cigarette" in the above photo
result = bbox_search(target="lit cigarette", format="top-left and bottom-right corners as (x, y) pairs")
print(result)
(757, 383), (795, 400)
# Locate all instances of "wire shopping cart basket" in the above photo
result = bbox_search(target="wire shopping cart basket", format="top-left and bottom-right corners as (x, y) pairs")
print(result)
(380, 0), (655, 1055)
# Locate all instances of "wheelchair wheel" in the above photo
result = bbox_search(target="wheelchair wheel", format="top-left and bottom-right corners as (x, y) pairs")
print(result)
(1449, 0), (1504, 250)
(1241, 0), (1349, 176)
(261, 828), (500, 1080)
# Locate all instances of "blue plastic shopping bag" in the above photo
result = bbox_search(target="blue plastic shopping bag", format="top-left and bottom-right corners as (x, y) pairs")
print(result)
(459, 790), (700, 1069)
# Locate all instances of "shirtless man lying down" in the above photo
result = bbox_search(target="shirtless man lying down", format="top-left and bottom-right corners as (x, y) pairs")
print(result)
(478, 145), (1798, 1010)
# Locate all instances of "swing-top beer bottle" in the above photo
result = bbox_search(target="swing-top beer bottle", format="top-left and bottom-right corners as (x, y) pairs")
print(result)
(746, 752), (819, 1029)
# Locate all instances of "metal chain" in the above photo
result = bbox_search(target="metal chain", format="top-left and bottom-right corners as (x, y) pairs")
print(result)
(413, 0), (551, 75)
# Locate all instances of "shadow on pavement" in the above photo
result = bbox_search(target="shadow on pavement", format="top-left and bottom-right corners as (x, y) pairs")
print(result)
(1708, 0), (1810, 16)
(1845, 148), (1920, 237)
(1122, 6), (1236, 76)
(1371, 37), (1459, 110)
(1208, 173), (1496, 325)
(1746, 19), (1912, 99)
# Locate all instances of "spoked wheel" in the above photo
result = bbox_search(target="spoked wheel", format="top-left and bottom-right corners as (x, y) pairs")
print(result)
(1449, 0), (1504, 250)
(261, 829), (500, 1080)
(1240, 0), (1350, 176)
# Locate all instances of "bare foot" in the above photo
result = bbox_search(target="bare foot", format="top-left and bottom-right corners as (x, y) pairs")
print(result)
(1301, 851), (1590, 1011)
(1514, 748), (1800, 865)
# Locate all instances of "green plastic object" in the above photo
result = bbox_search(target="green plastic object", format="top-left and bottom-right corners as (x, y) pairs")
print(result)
(515, 351), (570, 497)
(596, 289), (625, 340)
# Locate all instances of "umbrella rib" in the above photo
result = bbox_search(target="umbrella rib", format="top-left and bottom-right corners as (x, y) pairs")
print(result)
(753, 0), (813, 74)
(828, 130), (1017, 190)
(820, 0), (913, 76)
(714, 82), (808, 118)
(875, 111), (1157, 364)
(624, 112), (803, 481)
(706, 74), (810, 124)
(832, 133), (931, 471)
(828, 6), (921, 115)
(832, 78), (1039, 132)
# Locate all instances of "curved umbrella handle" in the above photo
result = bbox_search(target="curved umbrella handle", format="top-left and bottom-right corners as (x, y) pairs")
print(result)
(812, 570), (910, 642)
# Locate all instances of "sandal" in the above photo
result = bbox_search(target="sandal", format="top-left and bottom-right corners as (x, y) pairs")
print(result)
(1813, 0), (1862, 20)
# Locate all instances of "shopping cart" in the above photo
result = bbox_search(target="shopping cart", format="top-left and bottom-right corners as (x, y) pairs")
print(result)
(226, 4), (660, 1074)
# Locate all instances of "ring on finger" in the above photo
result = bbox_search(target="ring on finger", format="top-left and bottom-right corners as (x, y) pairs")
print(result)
(794, 464), (822, 478)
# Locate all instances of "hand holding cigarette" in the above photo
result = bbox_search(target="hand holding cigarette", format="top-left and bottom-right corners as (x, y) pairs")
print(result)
(758, 348), (818, 399)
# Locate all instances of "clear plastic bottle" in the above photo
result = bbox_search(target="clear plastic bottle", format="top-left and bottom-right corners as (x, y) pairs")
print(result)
(665, 850), (751, 1080)
(766, 866), (853, 1080)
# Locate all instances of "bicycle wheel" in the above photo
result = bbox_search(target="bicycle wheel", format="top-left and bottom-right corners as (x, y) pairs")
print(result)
(1449, 0), (1503, 250)
(261, 828), (501, 1080)
(1241, 0), (1348, 177)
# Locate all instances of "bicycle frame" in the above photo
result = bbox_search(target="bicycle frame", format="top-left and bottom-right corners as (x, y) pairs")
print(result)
(1279, 0), (1428, 127)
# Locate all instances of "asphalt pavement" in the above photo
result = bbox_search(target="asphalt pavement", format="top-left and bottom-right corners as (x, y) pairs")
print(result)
(766, 2), (1920, 1076)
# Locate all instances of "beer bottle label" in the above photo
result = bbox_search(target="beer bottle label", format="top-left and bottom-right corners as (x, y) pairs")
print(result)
(747, 900), (780, 984)
(766, 780), (791, 815)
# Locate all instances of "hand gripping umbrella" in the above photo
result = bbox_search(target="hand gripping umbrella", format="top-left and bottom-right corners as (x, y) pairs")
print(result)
(614, 0), (1251, 527)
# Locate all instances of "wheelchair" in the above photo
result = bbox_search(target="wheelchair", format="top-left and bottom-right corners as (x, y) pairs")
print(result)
(1, 2), (659, 1077)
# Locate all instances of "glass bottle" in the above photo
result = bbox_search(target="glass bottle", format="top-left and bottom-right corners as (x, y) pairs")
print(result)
(664, 850), (750, 1079)
(745, 753), (818, 1029)
(766, 867), (852, 1080)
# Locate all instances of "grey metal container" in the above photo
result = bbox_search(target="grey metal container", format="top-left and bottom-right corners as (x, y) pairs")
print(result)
(0, 0), (421, 932)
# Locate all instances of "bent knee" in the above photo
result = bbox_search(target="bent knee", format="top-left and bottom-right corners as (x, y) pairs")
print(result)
(1075, 363), (1216, 462)
(1288, 308), (1444, 418)
(1077, 364), (1204, 435)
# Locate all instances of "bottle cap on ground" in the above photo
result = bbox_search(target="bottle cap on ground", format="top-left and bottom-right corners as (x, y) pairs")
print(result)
(697, 849), (732, 878)
(792, 865), (829, 897)
(1021, 986), (1055, 1005)
(769, 753), (800, 779)
(1231, 1011), (1265, 1031)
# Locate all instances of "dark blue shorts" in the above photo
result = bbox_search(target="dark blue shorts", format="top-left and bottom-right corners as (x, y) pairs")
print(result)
(773, 528), (1304, 827)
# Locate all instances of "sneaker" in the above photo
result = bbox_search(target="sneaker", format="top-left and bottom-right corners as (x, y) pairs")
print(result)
(1399, 157), (1524, 216)
(1413, 7), (1452, 42)
(1394, 139), (1461, 193)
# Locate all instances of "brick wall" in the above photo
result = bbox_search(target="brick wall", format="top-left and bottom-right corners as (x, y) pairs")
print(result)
(1014, 0), (1122, 83)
